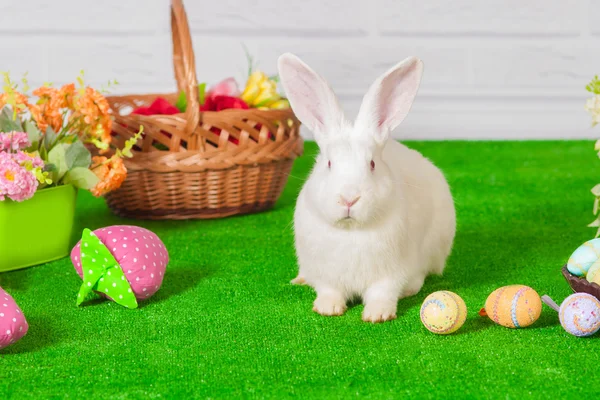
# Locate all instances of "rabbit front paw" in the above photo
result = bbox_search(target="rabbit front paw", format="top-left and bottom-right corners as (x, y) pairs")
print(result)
(313, 290), (347, 316)
(362, 302), (397, 323)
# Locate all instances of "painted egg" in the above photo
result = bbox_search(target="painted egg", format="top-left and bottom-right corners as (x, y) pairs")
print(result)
(0, 287), (28, 350)
(586, 259), (600, 286)
(71, 225), (169, 307)
(420, 291), (467, 334)
(559, 293), (600, 337)
(483, 285), (542, 328)
(567, 238), (600, 277)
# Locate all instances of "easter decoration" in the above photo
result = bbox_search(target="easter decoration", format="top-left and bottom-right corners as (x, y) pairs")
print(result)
(0, 287), (28, 350)
(585, 74), (600, 238)
(0, 72), (143, 272)
(561, 238), (600, 300)
(566, 238), (600, 277)
(71, 225), (168, 308)
(102, 0), (302, 223)
(420, 291), (467, 334)
(542, 293), (600, 337)
(479, 285), (542, 328)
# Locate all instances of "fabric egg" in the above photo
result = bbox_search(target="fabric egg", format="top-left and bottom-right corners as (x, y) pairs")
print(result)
(0, 287), (28, 350)
(586, 259), (600, 286)
(71, 225), (169, 308)
(482, 285), (541, 328)
(567, 238), (600, 277)
(558, 293), (600, 337)
(420, 291), (467, 334)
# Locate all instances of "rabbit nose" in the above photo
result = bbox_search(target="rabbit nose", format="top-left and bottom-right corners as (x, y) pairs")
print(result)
(340, 196), (361, 208)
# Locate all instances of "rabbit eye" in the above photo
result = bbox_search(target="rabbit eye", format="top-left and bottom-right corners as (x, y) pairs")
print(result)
(370, 160), (375, 170)
(328, 160), (331, 169)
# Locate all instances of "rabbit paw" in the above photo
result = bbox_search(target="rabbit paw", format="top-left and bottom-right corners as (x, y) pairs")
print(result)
(290, 275), (306, 285)
(362, 302), (397, 323)
(313, 292), (346, 316)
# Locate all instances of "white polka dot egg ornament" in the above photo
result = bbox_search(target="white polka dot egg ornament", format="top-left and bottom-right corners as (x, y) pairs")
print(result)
(0, 287), (28, 350)
(70, 225), (169, 308)
(542, 293), (600, 337)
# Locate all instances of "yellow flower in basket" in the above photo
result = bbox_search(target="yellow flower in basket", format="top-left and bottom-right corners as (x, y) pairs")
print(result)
(240, 71), (289, 109)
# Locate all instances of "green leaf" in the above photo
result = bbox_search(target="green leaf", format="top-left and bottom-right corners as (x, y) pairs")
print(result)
(176, 83), (206, 111)
(44, 126), (57, 148)
(153, 143), (169, 151)
(64, 141), (92, 169)
(48, 144), (68, 182)
(24, 120), (41, 149)
(0, 107), (23, 132)
(63, 167), (99, 190)
(39, 144), (48, 161)
(586, 75), (600, 95)
(175, 90), (187, 113)
(198, 83), (206, 106)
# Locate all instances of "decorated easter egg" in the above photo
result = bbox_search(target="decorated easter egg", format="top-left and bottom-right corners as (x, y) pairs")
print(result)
(71, 225), (169, 308)
(586, 259), (600, 286)
(420, 291), (467, 334)
(482, 285), (541, 328)
(558, 293), (600, 337)
(567, 238), (600, 277)
(0, 287), (28, 350)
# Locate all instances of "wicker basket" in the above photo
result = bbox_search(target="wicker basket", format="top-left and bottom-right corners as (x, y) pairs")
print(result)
(103, 0), (303, 220)
(562, 265), (600, 299)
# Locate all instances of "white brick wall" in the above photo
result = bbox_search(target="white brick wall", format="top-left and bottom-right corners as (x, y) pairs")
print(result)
(1, 0), (599, 140)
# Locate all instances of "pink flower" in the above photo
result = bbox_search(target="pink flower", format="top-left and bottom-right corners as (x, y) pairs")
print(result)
(0, 131), (30, 152)
(207, 77), (240, 97)
(13, 151), (44, 168)
(0, 152), (38, 202)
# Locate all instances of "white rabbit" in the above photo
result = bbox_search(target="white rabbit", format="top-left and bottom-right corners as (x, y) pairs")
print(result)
(278, 53), (456, 323)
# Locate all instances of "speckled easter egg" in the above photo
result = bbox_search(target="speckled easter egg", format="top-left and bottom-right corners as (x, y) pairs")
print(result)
(0, 287), (28, 350)
(559, 293), (600, 337)
(71, 225), (169, 301)
(483, 285), (541, 328)
(420, 291), (467, 334)
(567, 238), (600, 277)
(586, 259), (600, 286)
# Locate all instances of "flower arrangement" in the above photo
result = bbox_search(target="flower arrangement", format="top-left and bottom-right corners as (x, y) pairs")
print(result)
(129, 57), (290, 148)
(585, 76), (600, 236)
(0, 72), (141, 202)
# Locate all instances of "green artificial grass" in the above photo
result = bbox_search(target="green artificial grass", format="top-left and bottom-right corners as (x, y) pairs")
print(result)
(1, 140), (599, 399)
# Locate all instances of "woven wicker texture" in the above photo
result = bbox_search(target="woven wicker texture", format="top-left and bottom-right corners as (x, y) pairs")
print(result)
(103, 0), (303, 219)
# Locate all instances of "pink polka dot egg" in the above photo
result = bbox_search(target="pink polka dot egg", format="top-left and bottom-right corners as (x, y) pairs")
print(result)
(0, 287), (28, 350)
(71, 225), (168, 304)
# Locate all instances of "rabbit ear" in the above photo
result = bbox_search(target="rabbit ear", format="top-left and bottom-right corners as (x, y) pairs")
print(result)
(355, 56), (424, 145)
(278, 53), (345, 146)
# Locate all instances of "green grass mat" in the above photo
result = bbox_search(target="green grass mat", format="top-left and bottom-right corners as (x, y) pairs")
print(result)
(1, 141), (598, 399)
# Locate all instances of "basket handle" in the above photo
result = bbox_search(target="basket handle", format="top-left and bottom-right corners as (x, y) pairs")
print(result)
(171, 0), (200, 136)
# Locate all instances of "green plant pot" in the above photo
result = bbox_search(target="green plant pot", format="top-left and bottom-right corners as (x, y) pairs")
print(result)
(0, 184), (77, 272)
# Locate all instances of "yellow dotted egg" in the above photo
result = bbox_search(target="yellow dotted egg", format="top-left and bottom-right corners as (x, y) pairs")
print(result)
(420, 291), (467, 334)
(483, 285), (541, 328)
(586, 259), (600, 286)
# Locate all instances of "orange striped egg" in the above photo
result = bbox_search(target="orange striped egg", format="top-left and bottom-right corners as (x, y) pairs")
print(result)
(483, 285), (542, 328)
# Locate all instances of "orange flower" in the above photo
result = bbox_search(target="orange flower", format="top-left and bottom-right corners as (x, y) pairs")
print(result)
(27, 103), (48, 132)
(32, 86), (57, 101)
(31, 86), (64, 132)
(58, 84), (76, 109)
(0, 91), (30, 114)
(70, 87), (112, 147)
(90, 155), (127, 197)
